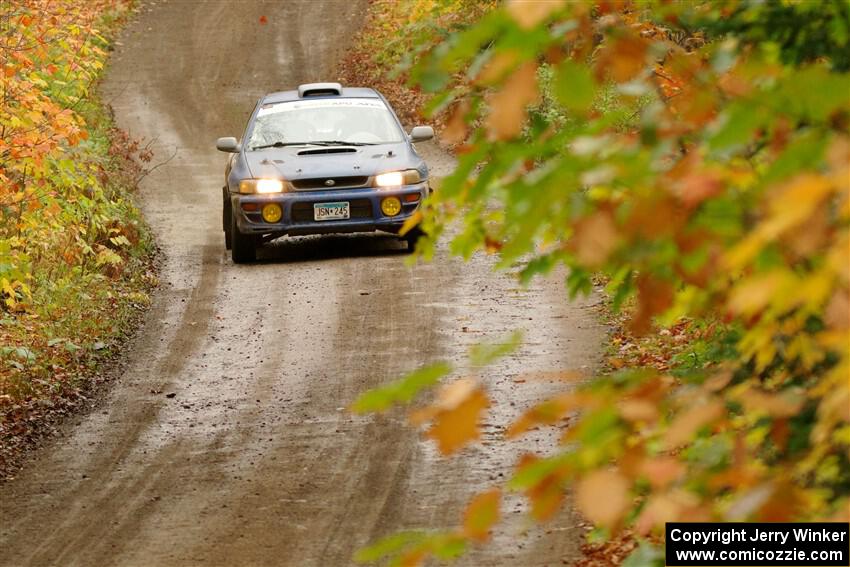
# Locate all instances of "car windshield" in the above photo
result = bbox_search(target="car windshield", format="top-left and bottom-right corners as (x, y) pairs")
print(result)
(248, 98), (404, 149)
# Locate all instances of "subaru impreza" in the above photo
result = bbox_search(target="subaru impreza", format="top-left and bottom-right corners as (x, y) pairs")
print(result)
(216, 82), (433, 263)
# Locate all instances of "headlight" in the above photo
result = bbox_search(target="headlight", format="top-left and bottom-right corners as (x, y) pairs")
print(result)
(374, 169), (422, 188)
(239, 179), (285, 194)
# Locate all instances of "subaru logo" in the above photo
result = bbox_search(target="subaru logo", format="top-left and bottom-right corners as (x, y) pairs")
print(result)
(324, 179), (335, 187)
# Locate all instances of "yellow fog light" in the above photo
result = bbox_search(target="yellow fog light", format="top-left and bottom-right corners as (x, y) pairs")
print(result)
(261, 203), (283, 223)
(381, 197), (402, 216)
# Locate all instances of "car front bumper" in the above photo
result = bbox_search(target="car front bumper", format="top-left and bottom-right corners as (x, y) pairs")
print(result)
(231, 183), (427, 237)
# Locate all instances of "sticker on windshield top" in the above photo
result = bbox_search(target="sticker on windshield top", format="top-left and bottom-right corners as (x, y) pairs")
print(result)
(257, 98), (386, 117)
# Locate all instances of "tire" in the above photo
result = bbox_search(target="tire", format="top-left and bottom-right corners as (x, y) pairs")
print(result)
(403, 227), (425, 252)
(223, 196), (233, 251)
(230, 210), (256, 263)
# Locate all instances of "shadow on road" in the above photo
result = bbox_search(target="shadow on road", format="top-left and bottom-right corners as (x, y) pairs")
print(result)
(255, 233), (410, 264)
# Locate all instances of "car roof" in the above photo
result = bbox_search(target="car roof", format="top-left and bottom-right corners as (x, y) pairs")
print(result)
(262, 87), (381, 105)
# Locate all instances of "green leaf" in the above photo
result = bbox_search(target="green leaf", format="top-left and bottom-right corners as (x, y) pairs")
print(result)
(351, 362), (452, 413)
(354, 531), (428, 563)
(14, 346), (37, 363)
(554, 60), (596, 113)
(622, 543), (665, 567)
(468, 330), (523, 366)
(708, 101), (768, 152)
(507, 452), (572, 491)
(430, 533), (467, 560)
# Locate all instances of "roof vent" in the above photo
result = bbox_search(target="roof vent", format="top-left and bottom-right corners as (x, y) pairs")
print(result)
(297, 82), (342, 98)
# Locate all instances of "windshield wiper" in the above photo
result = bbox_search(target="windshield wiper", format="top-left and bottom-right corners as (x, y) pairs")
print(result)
(251, 141), (312, 150)
(305, 140), (377, 146)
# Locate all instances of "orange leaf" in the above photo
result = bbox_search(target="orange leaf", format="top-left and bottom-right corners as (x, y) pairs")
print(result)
(675, 171), (724, 208)
(507, 392), (579, 438)
(414, 378), (490, 455)
(639, 457), (686, 489)
(442, 99), (470, 145)
(635, 492), (684, 533)
(570, 208), (620, 268)
(517, 455), (568, 521)
(463, 488), (501, 542)
(618, 398), (658, 423)
(484, 61), (539, 141)
(505, 0), (565, 30)
(825, 289), (850, 330)
(575, 469), (630, 528)
(398, 549), (427, 567)
(662, 399), (724, 449)
(595, 29), (649, 83)
(628, 274), (674, 336)
(476, 50), (520, 85)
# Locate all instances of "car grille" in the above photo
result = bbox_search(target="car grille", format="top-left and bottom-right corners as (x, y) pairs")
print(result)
(291, 199), (373, 222)
(290, 176), (370, 190)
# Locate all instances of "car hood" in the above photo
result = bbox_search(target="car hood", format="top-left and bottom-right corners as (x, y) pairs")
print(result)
(243, 142), (423, 183)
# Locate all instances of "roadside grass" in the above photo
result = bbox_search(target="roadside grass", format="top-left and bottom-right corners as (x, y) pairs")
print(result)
(0, 1), (156, 477)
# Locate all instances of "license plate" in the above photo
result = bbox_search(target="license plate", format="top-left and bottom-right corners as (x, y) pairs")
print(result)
(314, 201), (350, 221)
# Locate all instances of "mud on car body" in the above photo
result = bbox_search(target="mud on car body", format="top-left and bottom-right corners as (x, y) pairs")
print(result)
(216, 82), (434, 263)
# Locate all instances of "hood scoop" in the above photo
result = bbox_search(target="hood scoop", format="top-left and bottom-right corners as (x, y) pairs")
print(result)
(297, 147), (357, 156)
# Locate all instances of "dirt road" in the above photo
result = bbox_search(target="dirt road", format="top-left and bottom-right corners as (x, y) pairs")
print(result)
(0, 1), (603, 565)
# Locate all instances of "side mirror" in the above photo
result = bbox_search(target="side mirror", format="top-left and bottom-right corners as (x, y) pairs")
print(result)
(409, 126), (434, 143)
(216, 136), (240, 153)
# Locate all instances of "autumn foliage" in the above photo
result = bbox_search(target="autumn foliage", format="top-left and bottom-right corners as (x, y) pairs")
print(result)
(353, 0), (850, 564)
(1, 0), (153, 472)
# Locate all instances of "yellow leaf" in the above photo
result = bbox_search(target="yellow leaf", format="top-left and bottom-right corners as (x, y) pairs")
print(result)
(399, 210), (423, 236)
(734, 386), (804, 418)
(725, 174), (834, 269)
(727, 271), (788, 316)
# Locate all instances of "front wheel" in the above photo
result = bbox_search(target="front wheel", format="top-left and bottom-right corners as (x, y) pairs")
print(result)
(223, 197), (233, 251)
(231, 212), (256, 263)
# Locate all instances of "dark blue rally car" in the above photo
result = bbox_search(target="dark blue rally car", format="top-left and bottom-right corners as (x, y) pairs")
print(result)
(216, 82), (434, 263)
